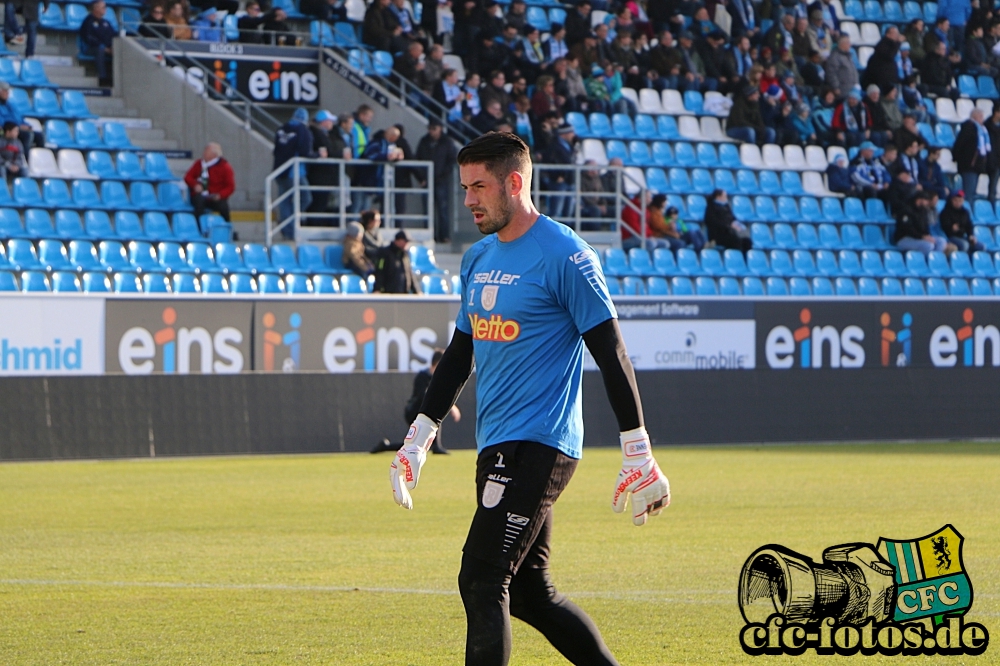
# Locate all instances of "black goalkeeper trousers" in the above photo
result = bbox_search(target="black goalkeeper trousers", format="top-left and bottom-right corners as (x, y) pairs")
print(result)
(458, 441), (619, 666)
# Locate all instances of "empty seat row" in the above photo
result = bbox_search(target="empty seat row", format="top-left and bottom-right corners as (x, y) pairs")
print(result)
(42, 120), (140, 151)
(0, 210), (214, 243)
(644, 168), (839, 200)
(0, 270), (370, 295)
(0, 178), (191, 215)
(32, 148), (168, 182)
(570, 112), (727, 143)
(4, 87), (95, 120)
(731, 195), (891, 224)
(749, 223), (890, 250)
(607, 274), (996, 297)
(0, 58), (57, 88)
(842, 0), (936, 23)
(40, 3), (133, 31)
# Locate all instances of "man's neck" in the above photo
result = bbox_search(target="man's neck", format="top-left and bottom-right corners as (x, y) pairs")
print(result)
(496, 204), (540, 243)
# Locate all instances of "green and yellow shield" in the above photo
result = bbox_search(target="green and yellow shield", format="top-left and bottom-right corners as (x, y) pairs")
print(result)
(876, 524), (973, 624)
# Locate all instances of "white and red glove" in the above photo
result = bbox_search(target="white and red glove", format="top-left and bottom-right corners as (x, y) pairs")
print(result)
(389, 414), (438, 509)
(612, 427), (671, 526)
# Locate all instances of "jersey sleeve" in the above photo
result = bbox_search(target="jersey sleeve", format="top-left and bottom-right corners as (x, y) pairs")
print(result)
(556, 244), (617, 334)
(455, 249), (474, 335)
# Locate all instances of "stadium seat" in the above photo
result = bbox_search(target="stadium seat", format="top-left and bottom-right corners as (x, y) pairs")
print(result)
(68, 239), (102, 272)
(127, 241), (159, 273)
(81, 271), (110, 292)
(718, 143), (742, 169)
(19, 270), (49, 292)
(99, 181), (131, 210)
(184, 242), (216, 274)
(745, 249), (771, 276)
(0, 207), (23, 237)
(695, 276), (718, 296)
(7, 239), (41, 271)
(723, 249), (748, 276)
(240, 243), (272, 275)
(683, 90), (704, 115)
(735, 170), (759, 195)
(114, 151), (147, 181)
(13, 177), (43, 207)
(750, 223), (773, 249)
(713, 169), (736, 194)
(42, 179), (74, 211)
(973, 251), (997, 277)
(699, 249), (725, 275)
(794, 250), (820, 277)
(740, 276), (763, 295)
(37, 239), (72, 272)
(644, 276), (668, 295)
(310, 273), (339, 294)
(170, 273), (200, 293)
(732, 196), (756, 221)
(621, 276), (645, 295)
(270, 244), (307, 275)
(628, 141), (653, 166)
(197, 272), (226, 294)
(772, 223), (796, 249)
(691, 168), (713, 194)
(98, 240), (129, 272)
(40, 2), (66, 28)
(114, 211), (145, 240)
(340, 273), (368, 294)
(766, 277), (788, 295)
(902, 277), (924, 296)
(253, 273), (283, 294)
(676, 248), (703, 276)
(714, 276), (738, 295)
(112, 271), (141, 293)
(675, 142), (697, 167)
(143, 273), (171, 293)
(863, 225), (888, 248)
(638, 89), (664, 115)
(611, 114), (636, 139)
(776, 197), (799, 222)
(605, 278), (622, 295)
(602, 248), (634, 277)
(948, 278), (971, 296)
(102, 122), (136, 149)
(759, 171), (781, 196)
(626, 248), (654, 276)
(788, 276), (810, 296)
(155, 241), (187, 274)
(25, 209), (57, 238)
(27, 147), (61, 179)
(671, 276), (694, 295)
(652, 248), (677, 275)
(158, 182), (193, 212)
(799, 197), (823, 223)
(971, 277), (993, 295)
(128, 181), (159, 210)
(281, 273), (312, 294)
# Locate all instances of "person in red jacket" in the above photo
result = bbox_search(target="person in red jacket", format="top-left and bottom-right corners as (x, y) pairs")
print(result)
(184, 142), (236, 222)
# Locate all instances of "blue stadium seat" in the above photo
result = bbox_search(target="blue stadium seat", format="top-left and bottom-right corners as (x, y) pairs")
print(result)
(822, 197), (845, 222)
(769, 250), (795, 276)
(130, 181), (160, 210)
(713, 169), (736, 193)
(312, 274), (340, 294)
(696, 143), (718, 167)
(270, 244), (307, 275)
(695, 276), (718, 296)
(242, 243), (274, 275)
(128, 241), (159, 273)
(99, 240), (130, 271)
(860, 250), (885, 276)
(333, 22), (358, 47)
(42, 179), (74, 211)
(40, 2), (65, 28)
(646, 276), (669, 295)
(171, 213), (202, 242)
(855, 276), (878, 295)
(759, 170), (781, 196)
(835, 277), (858, 295)
(645, 168), (670, 193)
(923, 277), (947, 295)
(928, 251), (954, 277)
(156, 242), (187, 273)
(526, 5), (550, 30)
(214, 243), (248, 274)
(719, 143), (742, 169)
(772, 223), (796, 249)
(863, 0), (883, 19)
(587, 113), (613, 138)
(84, 210), (117, 239)
(903, 277), (925, 296)
(82, 271), (110, 292)
(634, 115), (658, 139)
(0, 207), (23, 237)
(780, 171), (804, 196)
(112, 271), (141, 293)
(25, 208), (56, 238)
(185, 242), (216, 274)
(699, 249), (725, 275)
(141, 212), (174, 241)
(20, 60), (57, 88)
(959, 75), (979, 98)
(605, 278), (622, 295)
(627, 248), (655, 275)
(844, 0), (864, 17)
(309, 20), (335, 46)
(905, 250), (930, 276)
(724, 249), (748, 276)
(103, 122), (136, 149)
(45, 120), (77, 148)
(671, 276), (694, 295)
(777, 197), (799, 222)
(566, 112), (590, 138)
(143, 153), (174, 181)
(817, 224), (840, 249)
(973, 200), (996, 225)
(323, 244), (345, 271)
(686, 195), (706, 220)
(674, 142), (697, 167)
(621, 276), (646, 295)
(142, 273), (171, 293)
(935, 123), (956, 147)
(691, 168), (713, 194)
(676, 248), (703, 275)
(735, 169), (759, 194)
(884, 0), (903, 21)
(666, 195), (687, 216)
(973, 251), (997, 277)
(732, 195), (756, 221)
(866, 198), (891, 222)
(158, 182), (193, 212)
(792, 250), (818, 277)
(198, 272), (226, 294)
(602, 247), (634, 277)
(750, 223), (774, 249)
(21, 270), (50, 292)
(948, 277), (971, 296)
(876, 277), (899, 295)
(31, 89), (66, 118)
(883, 250), (907, 276)
(863, 225), (888, 248)
(66, 4), (89, 31)
(0, 59), (14, 83)
(815, 250), (841, 277)
(742, 276), (765, 295)
(38, 239), (72, 271)
(339, 273), (367, 294)
(115, 151), (148, 180)
(669, 167), (692, 193)
(13, 177), (43, 207)
(843, 197), (866, 222)
(612, 114), (636, 139)
(766, 277), (789, 295)
(839, 224), (863, 249)
(903, 0), (921, 19)
(113, 211), (145, 240)
(8, 87), (31, 116)
(371, 51), (393, 77)
(979, 76), (1000, 99)
(683, 90), (704, 114)
(789, 276), (811, 296)
(68, 239), (102, 272)
(283, 273), (313, 294)
(971, 277), (993, 295)
(7, 239), (41, 271)
(754, 196), (777, 221)
(718, 276), (741, 295)
(226, 272), (255, 294)
(799, 197), (823, 223)
(812, 277), (834, 296)
(298, 244), (338, 275)
(86, 151), (119, 181)
(651, 142), (674, 167)
(605, 140), (629, 164)
(99, 181), (131, 210)
(628, 141), (653, 166)
(652, 248), (677, 275)
(746, 249), (771, 276)
(170, 273), (199, 293)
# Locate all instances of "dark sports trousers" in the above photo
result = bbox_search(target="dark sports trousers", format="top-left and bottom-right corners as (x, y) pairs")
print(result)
(458, 441), (619, 666)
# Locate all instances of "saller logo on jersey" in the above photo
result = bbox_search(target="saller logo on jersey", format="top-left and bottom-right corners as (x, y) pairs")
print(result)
(468, 313), (521, 342)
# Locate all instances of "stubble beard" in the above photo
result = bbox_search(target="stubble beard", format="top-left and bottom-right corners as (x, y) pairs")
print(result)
(474, 192), (515, 236)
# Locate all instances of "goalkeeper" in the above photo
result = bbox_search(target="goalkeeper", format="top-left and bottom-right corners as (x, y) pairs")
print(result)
(389, 132), (670, 666)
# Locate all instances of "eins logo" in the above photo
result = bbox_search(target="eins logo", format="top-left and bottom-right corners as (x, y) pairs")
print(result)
(468, 313), (521, 342)
(118, 307), (244, 374)
(930, 308), (1000, 367)
(247, 61), (318, 103)
(880, 312), (913, 367)
(765, 308), (864, 369)
(322, 307), (437, 372)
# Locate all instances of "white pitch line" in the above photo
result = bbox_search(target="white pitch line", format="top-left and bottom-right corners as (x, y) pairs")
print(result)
(0, 579), (731, 603)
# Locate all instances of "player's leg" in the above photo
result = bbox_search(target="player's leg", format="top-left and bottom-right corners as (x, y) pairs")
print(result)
(509, 510), (620, 666)
(458, 553), (513, 666)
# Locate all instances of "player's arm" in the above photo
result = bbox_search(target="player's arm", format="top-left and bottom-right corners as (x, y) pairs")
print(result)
(389, 330), (474, 509)
(583, 318), (670, 526)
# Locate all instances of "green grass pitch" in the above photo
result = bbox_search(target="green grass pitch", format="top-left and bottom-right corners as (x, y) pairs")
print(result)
(0, 443), (997, 665)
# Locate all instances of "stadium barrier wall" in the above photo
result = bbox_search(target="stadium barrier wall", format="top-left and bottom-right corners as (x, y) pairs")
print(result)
(3, 296), (1000, 459)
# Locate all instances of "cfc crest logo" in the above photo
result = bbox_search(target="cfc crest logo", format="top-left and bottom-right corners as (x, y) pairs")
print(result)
(468, 313), (521, 342)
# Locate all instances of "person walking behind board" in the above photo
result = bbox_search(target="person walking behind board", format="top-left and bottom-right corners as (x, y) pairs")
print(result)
(184, 142), (235, 222)
(273, 107), (316, 238)
(371, 348), (460, 454)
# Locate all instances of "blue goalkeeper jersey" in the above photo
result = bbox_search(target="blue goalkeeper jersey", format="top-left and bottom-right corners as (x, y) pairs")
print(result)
(455, 215), (617, 459)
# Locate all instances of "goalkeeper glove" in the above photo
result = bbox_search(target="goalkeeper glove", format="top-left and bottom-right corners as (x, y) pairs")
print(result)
(389, 414), (438, 509)
(611, 427), (670, 526)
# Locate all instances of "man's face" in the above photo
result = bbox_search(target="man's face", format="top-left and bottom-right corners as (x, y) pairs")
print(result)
(561, 129), (575, 142)
(446, 71), (459, 85)
(93, 1), (106, 17)
(320, 119), (334, 131)
(394, 238), (408, 249)
(796, 17), (808, 32)
(940, 19), (950, 31)
(6, 126), (17, 139)
(341, 117), (354, 133)
(868, 90), (879, 103)
(385, 128), (400, 143)
(202, 145), (217, 161)
(274, 8), (287, 20)
(904, 117), (916, 130)
(952, 196), (964, 208)
(430, 46), (443, 61)
(661, 32), (673, 47)
(428, 125), (442, 139)
(861, 148), (874, 159)
(492, 73), (505, 88)
(487, 102), (502, 118)
(782, 15), (794, 29)
(578, 3), (590, 16)
(848, 96), (858, 107)
(0, 89), (8, 102)
(461, 163), (516, 235)
(596, 25), (608, 39)
(150, 5), (165, 19)
(839, 37), (851, 52)
(359, 110), (374, 125)
(409, 43), (423, 58)
(906, 143), (919, 156)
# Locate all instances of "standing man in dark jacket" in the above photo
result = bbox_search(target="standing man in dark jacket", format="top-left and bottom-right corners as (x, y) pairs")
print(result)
(306, 110), (338, 219)
(564, 0), (591, 47)
(273, 107), (316, 238)
(375, 231), (422, 294)
(416, 120), (459, 243)
(984, 105), (1000, 204)
(80, 0), (116, 87)
(704, 189), (752, 252)
(542, 123), (576, 218)
(953, 108), (991, 203)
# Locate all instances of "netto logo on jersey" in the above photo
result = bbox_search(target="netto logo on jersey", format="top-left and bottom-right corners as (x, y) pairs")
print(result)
(930, 308), (1000, 367)
(765, 308), (865, 369)
(118, 307), (243, 374)
(468, 313), (521, 342)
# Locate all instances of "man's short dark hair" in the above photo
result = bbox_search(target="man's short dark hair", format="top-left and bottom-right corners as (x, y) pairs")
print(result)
(2, 121), (17, 132)
(356, 104), (373, 115)
(360, 210), (378, 226)
(710, 188), (725, 200)
(431, 348), (445, 366)
(457, 131), (532, 186)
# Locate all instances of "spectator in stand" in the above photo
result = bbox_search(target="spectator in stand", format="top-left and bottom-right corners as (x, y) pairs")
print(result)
(650, 30), (681, 85)
(894, 191), (948, 254)
(900, 74), (930, 121)
(398, 41), (430, 89)
(677, 30), (713, 91)
(360, 209), (384, 262)
(729, 0), (758, 40)
(511, 94), (533, 147)
(305, 110), (338, 217)
(433, 68), (466, 121)
(375, 231), (422, 294)
(139, 3), (168, 37)
(865, 85), (892, 147)
(184, 142), (235, 222)
(262, 7), (295, 44)
(363, 0), (404, 52)
(193, 7), (223, 42)
(791, 17), (812, 59)
(300, 0), (346, 23)
(800, 49), (825, 90)
(164, 0), (192, 40)
(16, 0), (46, 58)
(416, 119), (458, 243)
(922, 39), (958, 98)
(0, 82), (39, 155)
(894, 139), (922, 184)
(880, 86), (904, 138)
(542, 123), (576, 218)
(505, 0), (527, 31)
(850, 141), (891, 199)
(80, 0), (116, 87)
(824, 35), (858, 97)
(862, 29), (902, 92)
(620, 191), (666, 251)
(356, 125), (405, 213)
(904, 19), (926, 62)
(531, 75), (559, 117)
(423, 44), (445, 91)
(727, 85), (773, 144)
(645, 194), (685, 250)
(831, 89), (870, 148)
(580, 160), (611, 221)
(938, 0), (971, 54)
(471, 98), (506, 133)
(0, 121), (26, 182)
(462, 72), (481, 118)
(919, 146), (951, 200)
(272, 107), (316, 236)
(941, 191), (983, 252)
(953, 108), (991, 202)
(826, 154), (859, 196)
(545, 23), (569, 65)
(705, 189), (752, 252)
(479, 70), (510, 112)
(565, 0), (591, 47)
(352, 104), (375, 159)
(391, 124), (414, 216)
(390, 0), (424, 43)
(342, 221), (376, 277)
(670, 205), (707, 252)
(336, 113), (355, 158)
(236, 2), (271, 44)
(984, 105), (1000, 204)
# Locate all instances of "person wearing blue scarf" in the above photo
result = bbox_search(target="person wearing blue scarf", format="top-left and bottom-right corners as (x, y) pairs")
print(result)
(728, 0), (757, 39)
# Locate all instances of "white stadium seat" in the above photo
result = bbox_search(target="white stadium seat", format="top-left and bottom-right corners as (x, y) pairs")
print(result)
(783, 145), (807, 170)
(740, 143), (764, 169)
(590, 9), (607, 27)
(762, 144), (786, 169)
(662, 89), (686, 114)
(620, 87), (639, 110)
(858, 46), (873, 68)
(936, 98), (960, 123)
(28, 148), (62, 179)
(581, 138), (608, 166)
(57, 149), (96, 179)
(623, 167), (646, 196)
(703, 91), (732, 116)
(638, 88), (664, 114)
(678, 115), (705, 140)
(977, 99), (994, 116)
(939, 148), (957, 173)
(956, 98), (974, 122)
(977, 174), (989, 197)
(699, 116), (727, 141)
(827, 145), (848, 165)
(805, 145), (828, 170)
(840, 21), (861, 45)
(442, 54), (465, 81)
(803, 171), (838, 197)
(859, 22), (880, 45)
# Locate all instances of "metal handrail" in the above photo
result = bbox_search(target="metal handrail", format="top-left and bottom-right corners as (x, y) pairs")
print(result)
(264, 156), (434, 245)
(131, 30), (284, 138)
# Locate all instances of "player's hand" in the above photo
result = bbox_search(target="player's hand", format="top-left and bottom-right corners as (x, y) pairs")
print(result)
(389, 414), (438, 509)
(611, 427), (670, 526)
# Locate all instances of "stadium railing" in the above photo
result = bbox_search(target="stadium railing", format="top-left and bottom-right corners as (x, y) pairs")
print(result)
(264, 157), (434, 245)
